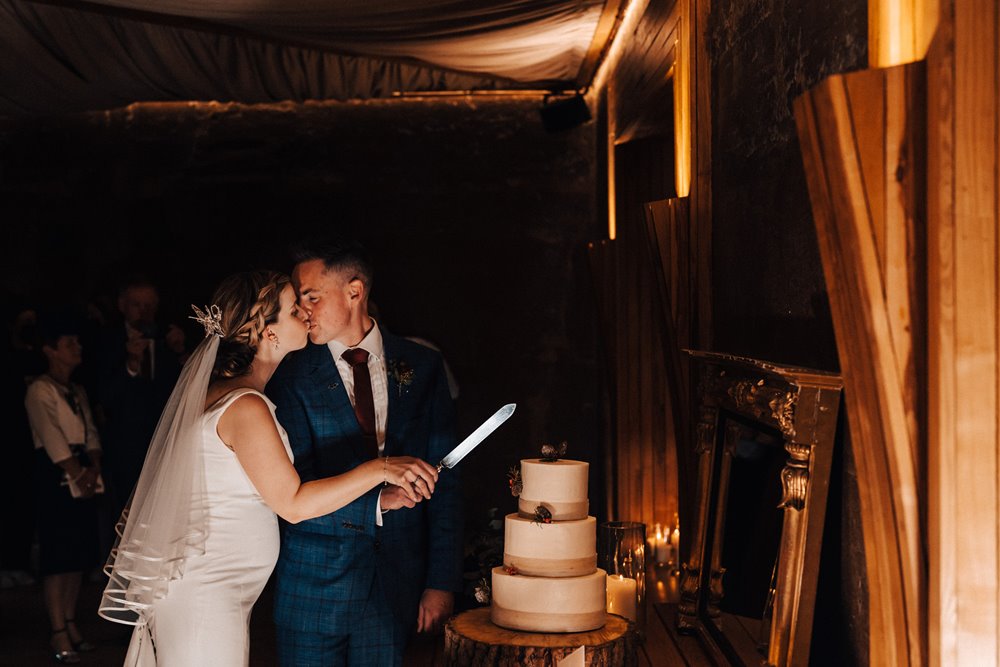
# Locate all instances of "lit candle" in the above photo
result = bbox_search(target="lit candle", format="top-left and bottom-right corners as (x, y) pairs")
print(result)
(652, 524), (669, 564)
(606, 574), (638, 621)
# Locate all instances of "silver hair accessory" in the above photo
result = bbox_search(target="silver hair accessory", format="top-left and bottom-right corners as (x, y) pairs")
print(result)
(189, 304), (224, 338)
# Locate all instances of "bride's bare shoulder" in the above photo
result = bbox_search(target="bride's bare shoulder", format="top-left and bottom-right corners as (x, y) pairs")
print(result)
(216, 390), (278, 445)
(205, 381), (265, 412)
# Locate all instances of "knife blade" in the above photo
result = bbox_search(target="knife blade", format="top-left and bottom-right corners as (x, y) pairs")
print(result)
(437, 403), (516, 471)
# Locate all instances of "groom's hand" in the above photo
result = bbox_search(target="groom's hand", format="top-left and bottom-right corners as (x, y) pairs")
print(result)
(379, 485), (419, 511)
(417, 589), (454, 634)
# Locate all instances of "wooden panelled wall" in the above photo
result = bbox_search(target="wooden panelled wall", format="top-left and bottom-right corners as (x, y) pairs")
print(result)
(588, 0), (712, 544)
(589, 136), (680, 528)
(794, 1), (1000, 663)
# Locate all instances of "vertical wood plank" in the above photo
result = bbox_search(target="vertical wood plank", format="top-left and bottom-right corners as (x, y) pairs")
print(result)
(793, 63), (927, 666)
(869, 0), (941, 67)
(925, 15), (955, 665)
(951, 0), (998, 662)
(644, 198), (690, 528)
(616, 207), (630, 519)
(638, 222), (655, 524)
(843, 71), (887, 265)
(692, 0), (712, 352)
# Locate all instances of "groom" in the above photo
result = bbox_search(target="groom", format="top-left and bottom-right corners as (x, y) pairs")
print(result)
(266, 240), (463, 666)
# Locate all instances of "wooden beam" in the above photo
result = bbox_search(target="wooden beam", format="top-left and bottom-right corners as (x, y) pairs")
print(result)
(927, 0), (1000, 663)
(576, 0), (630, 88)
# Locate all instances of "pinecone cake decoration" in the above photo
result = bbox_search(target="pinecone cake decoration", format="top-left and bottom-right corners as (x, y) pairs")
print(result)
(507, 466), (523, 497)
(532, 505), (552, 526)
(540, 441), (568, 462)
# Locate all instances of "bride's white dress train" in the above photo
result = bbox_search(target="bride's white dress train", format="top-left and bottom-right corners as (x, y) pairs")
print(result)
(132, 388), (292, 666)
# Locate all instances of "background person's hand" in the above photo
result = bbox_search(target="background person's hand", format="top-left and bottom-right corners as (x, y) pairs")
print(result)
(75, 467), (100, 498)
(125, 329), (148, 372)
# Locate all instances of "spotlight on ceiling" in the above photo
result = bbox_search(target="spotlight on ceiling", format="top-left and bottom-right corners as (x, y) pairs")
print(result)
(539, 94), (592, 133)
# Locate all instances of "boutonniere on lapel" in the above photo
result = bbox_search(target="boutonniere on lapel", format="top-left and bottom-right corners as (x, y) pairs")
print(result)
(386, 359), (415, 397)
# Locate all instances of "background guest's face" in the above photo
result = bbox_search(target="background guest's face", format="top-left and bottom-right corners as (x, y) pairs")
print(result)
(292, 259), (356, 346)
(45, 334), (82, 369)
(271, 284), (310, 352)
(118, 285), (159, 327)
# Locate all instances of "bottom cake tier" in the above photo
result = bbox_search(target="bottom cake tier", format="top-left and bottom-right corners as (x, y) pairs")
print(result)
(490, 566), (607, 633)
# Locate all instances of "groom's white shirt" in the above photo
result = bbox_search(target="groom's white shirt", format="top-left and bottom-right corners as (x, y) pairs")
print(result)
(327, 319), (389, 525)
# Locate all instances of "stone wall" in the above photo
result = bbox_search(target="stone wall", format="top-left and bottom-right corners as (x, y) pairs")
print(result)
(708, 0), (869, 662)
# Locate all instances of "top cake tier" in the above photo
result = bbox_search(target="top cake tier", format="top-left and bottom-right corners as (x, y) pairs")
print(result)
(518, 458), (589, 521)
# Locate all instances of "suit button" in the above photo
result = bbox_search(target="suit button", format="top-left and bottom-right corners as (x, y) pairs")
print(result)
(373, 539), (381, 552)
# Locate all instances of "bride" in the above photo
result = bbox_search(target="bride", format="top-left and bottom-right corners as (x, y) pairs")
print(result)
(99, 270), (439, 666)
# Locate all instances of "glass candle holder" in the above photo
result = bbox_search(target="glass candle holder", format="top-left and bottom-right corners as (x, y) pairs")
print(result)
(598, 521), (646, 629)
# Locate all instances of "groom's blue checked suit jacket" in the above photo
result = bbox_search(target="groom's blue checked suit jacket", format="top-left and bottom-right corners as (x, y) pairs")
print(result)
(265, 330), (463, 635)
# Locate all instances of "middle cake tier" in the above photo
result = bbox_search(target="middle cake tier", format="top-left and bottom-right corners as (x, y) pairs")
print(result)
(503, 513), (597, 577)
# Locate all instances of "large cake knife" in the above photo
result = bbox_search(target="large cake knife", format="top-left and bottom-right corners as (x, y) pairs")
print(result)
(437, 403), (516, 472)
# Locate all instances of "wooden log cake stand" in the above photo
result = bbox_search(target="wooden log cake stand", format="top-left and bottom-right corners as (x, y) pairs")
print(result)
(444, 608), (637, 666)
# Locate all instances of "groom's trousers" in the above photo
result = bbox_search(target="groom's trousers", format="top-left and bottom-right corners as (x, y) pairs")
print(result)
(276, 573), (405, 667)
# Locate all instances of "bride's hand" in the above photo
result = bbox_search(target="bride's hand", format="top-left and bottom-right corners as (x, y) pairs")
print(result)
(383, 456), (438, 501)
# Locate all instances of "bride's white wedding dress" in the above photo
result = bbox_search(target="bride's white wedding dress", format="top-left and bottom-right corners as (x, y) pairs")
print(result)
(136, 388), (292, 666)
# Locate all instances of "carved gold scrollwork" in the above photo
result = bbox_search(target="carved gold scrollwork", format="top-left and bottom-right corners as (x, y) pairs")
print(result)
(729, 379), (758, 409)
(677, 562), (703, 631)
(778, 442), (812, 511)
(727, 378), (799, 437)
(770, 392), (797, 436)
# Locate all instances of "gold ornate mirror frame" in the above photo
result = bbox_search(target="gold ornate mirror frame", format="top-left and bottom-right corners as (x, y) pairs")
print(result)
(677, 351), (842, 666)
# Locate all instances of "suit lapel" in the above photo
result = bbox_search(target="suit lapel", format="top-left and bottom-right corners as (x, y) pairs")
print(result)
(305, 343), (369, 461)
(382, 332), (409, 457)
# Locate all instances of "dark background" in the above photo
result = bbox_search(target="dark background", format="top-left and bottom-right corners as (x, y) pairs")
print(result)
(0, 97), (604, 532)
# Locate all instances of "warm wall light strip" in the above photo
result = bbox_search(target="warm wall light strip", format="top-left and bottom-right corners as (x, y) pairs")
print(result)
(672, 15), (691, 198)
(869, 0), (939, 66)
(391, 89), (571, 98)
(608, 82), (618, 240)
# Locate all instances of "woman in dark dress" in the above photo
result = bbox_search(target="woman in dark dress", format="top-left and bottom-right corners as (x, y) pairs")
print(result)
(24, 312), (103, 664)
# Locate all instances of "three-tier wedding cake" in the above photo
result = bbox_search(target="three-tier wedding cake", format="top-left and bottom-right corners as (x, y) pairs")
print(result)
(490, 453), (607, 633)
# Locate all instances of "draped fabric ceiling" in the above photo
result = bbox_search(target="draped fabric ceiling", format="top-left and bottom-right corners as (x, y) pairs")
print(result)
(0, 0), (610, 115)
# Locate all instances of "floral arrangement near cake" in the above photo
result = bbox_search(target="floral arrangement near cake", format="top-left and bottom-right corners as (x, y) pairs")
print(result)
(487, 443), (607, 633)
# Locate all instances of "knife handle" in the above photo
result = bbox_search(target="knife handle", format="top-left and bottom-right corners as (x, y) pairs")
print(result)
(436, 463), (445, 473)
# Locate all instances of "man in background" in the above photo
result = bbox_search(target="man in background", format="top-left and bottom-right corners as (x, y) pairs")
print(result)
(93, 277), (186, 528)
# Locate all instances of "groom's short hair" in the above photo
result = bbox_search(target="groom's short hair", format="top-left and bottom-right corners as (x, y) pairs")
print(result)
(291, 238), (374, 288)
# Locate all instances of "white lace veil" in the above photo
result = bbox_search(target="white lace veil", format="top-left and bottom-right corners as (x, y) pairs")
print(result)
(99, 307), (223, 641)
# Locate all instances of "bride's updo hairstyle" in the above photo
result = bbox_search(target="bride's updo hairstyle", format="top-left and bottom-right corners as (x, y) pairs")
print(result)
(210, 270), (290, 380)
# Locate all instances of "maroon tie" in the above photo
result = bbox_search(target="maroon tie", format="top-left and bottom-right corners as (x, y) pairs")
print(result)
(341, 347), (378, 460)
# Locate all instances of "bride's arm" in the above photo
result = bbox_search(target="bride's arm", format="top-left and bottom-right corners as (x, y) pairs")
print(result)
(219, 394), (439, 524)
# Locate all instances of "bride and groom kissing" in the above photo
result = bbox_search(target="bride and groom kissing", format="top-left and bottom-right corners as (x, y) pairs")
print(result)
(99, 240), (463, 667)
